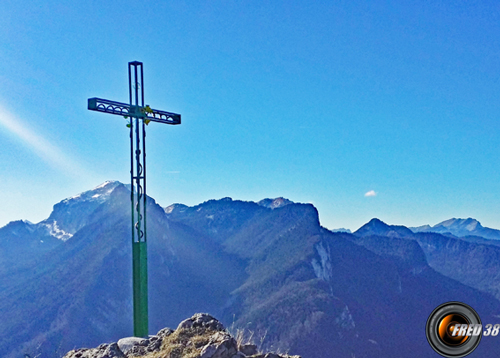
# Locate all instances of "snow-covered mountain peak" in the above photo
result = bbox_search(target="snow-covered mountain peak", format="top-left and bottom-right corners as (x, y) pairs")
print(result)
(41, 181), (125, 240)
(63, 181), (122, 204)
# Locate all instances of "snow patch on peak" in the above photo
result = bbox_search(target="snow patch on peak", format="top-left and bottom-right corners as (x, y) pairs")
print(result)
(62, 181), (122, 204)
(438, 218), (458, 227)
(258, 197), (294, 209)
(466, 220), (479, 231)
(164, 203), (188, 214)
(44, 220), (73, 241)
(68, 193), (82, 200)
(436, 218), (482, 231)
(93, 180), (118, 190)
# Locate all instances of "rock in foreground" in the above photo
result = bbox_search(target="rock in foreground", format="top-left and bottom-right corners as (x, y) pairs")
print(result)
(63, 314), (301, 358)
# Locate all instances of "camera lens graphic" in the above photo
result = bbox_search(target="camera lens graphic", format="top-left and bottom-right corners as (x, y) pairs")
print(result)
(426, 302), (482, 357)
(438, 313), (469, 346)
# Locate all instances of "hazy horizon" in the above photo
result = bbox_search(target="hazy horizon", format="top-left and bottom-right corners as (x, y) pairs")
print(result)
(2, 178), (499, 233)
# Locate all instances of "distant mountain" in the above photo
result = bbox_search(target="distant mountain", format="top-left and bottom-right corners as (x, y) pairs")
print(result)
(354, 218), (414, 238)
(410, 218), (500, 240)
(331, 228), (352, 233)
(3, 185), (500, 357)
(41, 180), (124, 239)
(0, 183), (247, 358)
(0, 180), (122, 246)
(352, 217), (500, 312)
(257, 197), (293, 209)
(0, 219), (60, 274)
(0, 181), (126, 278)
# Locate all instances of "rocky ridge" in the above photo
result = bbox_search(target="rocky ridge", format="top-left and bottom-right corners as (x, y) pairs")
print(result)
(63, 314), (301, 358)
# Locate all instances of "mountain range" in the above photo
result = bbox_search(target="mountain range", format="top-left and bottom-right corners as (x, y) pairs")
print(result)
(410, 217), (500, 240)
(1, 181), (500, 358)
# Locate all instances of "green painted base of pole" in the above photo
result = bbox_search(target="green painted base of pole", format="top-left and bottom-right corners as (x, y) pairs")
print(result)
(133, 241), (148, 337)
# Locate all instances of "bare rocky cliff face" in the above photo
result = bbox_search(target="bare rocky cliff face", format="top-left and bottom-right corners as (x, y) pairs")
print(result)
(63, 314), (300, 358)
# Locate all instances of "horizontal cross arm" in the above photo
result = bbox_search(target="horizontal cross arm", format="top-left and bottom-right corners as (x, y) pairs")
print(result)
(88, 98), (181, 125)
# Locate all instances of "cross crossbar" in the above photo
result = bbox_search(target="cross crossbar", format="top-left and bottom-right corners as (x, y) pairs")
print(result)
(88, 97), (181, 125)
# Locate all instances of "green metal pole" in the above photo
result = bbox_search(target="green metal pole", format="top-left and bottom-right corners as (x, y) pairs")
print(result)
(130, 62), (148, 338)
(133, 241), (148, 337)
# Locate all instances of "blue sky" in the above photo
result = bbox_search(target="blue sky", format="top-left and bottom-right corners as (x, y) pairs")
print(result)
(0, 1), (499, 231)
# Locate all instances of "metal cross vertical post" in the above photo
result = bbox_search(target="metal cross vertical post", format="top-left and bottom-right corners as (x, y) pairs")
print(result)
(129, 61), (148, 338)
(88, 61), (181, 337)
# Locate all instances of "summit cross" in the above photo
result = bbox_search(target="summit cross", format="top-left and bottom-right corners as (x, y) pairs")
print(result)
(88, 61), (181, 337)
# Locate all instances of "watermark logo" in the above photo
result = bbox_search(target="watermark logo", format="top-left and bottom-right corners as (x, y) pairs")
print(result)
(426, 302), (482, 357)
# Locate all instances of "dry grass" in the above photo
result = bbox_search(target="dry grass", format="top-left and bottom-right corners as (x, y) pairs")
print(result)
(234, 328), (253, 347)
(228, 326), (268, 354)
(141, 327), (217, 358)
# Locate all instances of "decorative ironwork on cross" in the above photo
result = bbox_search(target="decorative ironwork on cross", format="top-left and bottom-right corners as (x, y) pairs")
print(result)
(88, 61), (181, 337)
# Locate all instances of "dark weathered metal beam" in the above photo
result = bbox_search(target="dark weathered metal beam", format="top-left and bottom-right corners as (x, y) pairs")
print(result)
(88, 97), (181, 125)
